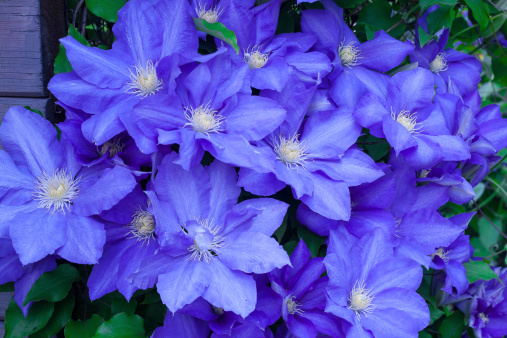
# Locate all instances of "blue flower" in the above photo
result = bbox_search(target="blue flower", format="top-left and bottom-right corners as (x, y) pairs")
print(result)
(128, 154), (290, 317)
(48, 0), (198, 145)
(0, 107), (136, 265)
(325, 227), (429, 337)
(269, 239), (342, 337)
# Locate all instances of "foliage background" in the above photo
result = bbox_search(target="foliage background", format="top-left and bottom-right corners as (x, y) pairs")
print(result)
(2, 0), (507, 337)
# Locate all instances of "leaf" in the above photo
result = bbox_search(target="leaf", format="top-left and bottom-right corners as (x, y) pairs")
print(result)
(24, 264), (81, 306)
(429, 302), (445, 324)
(111, 298), (137, 316)
(464, 0), (490, 29)
(334, 0), (365, 9)
(420, 0), (457, 12)
(426, 4), (455, 35)
(85, 0), (126, 23)
(193, 18), (239, 54)
(65, 314), (104, 338)
(297, 225), (326, 257)
(54, 25), (90, 74)
(30, 292), (75, 338)
(492, 55), (507, 87)
(0, 282), (14, 292)
(93, 313), (145, 338)
(463, 260), (499, 283)
(438, 310), (465, 338)
(5, 299), (54, 338)
(419, 331), (432, 338)
(357, 0), (405, 38)
(283, 241), (299, 256)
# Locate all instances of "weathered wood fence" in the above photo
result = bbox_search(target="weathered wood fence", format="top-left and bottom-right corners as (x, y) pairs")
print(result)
(0, 0), (67, 333)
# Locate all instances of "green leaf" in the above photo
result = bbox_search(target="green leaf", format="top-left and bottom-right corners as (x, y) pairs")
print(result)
(93, 313), (145, 338)
(111, 298), (137, 316)
(357, 0), (405, 37)
(418, 26), (433, 46)
(5, 299), (54, 338)
(463, 260), (499, 283)
(23, 106), (44, 117)
(54, 25), (90, 74)
(30, 292), (75, 338)
(420, 0), (457, 12)
(464, 0), (490, 29)
(24, 264), (80, 306)
(334, 0), (365, 9)
(193, 18), (239, 54)
(0, 282), (14, 292)
(65, 314), (104, 338)
(438, 310), (465, 338)
(141, 291), (161, 305)
(419, 331), (432, 338)
(297, 225), (326, 257)
(426, 4), (455, 35)
(283, 241), (299, 256)
(85, 0), (126, 23)
(492, 55), (507, 87)
(429, 302), (445, 324)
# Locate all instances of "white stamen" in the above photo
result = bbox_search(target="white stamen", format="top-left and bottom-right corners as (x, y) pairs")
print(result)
(33, 169), (80, 213)
(196, 3), (223, 24)
(273, 134), (309, 170)
(391, 110), (422, 134)
(98, 138), (124, 158)
(431, 247), (451, 264)
(127, 209), (155, 244)
(339, 41), (362, 68)
(184, 103), (225, 136)
(394, 217), (402, 239)
(243, 46), (269, 69)
(429, 53), (448, 74)
(348, 280), (375, 320)
(419, 169), (431, 178)
(287, 296), (304, 315)
(186, 218), (226, 263)
(126, 60), (163, 97)
(479, 312), (489, 324)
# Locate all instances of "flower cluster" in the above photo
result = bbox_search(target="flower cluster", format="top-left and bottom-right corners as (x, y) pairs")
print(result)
(0, 0), (506, 336)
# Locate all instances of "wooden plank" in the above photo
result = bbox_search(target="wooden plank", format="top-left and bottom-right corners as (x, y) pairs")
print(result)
(0, 0), (66, 98)
(0, 97), (51, 121)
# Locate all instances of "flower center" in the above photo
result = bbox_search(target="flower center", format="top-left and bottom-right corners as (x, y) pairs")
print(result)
(186, 219), (226, 263)
(286, 296), (304, 315)
(212, 306), (224, 315)
(244, 47), (269, 69)
(184, 103), (225, 136)
(33, 169), (80, 213)
(98, 138), (124, 158)
(196, 3), (222, 24)
(479, 312), (489, 324)
(339, 41), (361, 68)
(128, 209), (156, 244)
(431, 247), (450, 263)
(348, 280), (375, 320)
(429, 53), (448, 73)
(126, 59), (163, 97)
(391, 110), (421, 134)
(273, 134), (309, 170)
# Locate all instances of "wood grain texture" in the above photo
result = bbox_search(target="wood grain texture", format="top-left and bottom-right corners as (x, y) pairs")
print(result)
(0, 0), (66, 98)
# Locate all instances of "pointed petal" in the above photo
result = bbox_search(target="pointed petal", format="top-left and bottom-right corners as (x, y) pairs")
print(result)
(359, 31), (414, 72)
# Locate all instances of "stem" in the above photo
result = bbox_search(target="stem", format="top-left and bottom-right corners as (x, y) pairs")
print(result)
(473, 201), (507, 240)
(486, 177), (507, 201)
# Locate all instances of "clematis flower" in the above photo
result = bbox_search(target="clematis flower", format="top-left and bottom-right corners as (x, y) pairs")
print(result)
(178, 282), (281, 335)
(87, 185), (159, 301)
(153, 312), (211, 338)
(48, 0), (197, 145)
(269, 240), (343, 338)
(411, 26), (482, 97)
(238, 75), (383, 220)
(325, 227), (429, 337)
(128, 154), (290, 317)
(354, 67), (471, 170)
(131, 51), (286, 171)
(301, 0), (414, 108)
(0, 107), (136, 265)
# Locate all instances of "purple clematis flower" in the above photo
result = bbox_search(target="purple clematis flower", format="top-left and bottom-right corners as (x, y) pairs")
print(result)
(178, 280), (281, 336)
(355, 67), (471, 170)
(238, 75), (383, 221)
(87, 185), (159, 301)
(301, 0), (414, 108)
(48, 0), (198, 145)
(0, 107), (136, 265)
(411, 27), (482, 97)
(131, 51), (286, 171)
(128, 154), (290, 317)
(269, 239), (343, 338)
(325, 227), (429, 337)
(153, 312), (211, 338)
